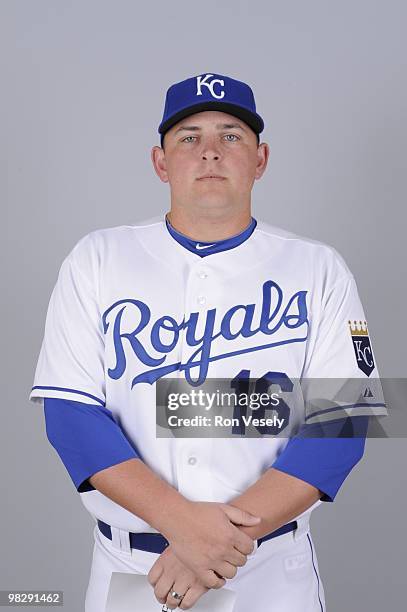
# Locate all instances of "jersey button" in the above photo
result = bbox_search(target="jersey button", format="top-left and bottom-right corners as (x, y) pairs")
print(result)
(198, 271), (208, 279)
(188, 457), (197, 465)
(197, 296), (206, 305)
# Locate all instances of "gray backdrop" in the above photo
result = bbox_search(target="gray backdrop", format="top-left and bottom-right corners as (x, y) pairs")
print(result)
(1, 0), (405, 610)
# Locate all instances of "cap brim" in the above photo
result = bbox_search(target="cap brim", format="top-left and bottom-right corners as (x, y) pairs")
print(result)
(158, 101), (264, 136)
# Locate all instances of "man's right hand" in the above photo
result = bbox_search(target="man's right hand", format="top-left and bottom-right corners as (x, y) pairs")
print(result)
(161, 501), (261, 590)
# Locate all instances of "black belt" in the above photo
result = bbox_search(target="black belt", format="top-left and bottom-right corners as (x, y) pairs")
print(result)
(97, 519), (298, 554)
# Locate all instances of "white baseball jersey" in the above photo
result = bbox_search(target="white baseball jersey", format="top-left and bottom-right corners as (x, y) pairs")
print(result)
(29, 214), (387, 532)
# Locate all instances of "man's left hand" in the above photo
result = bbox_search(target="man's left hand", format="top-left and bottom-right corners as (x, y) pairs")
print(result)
(148, 544), (210, 609)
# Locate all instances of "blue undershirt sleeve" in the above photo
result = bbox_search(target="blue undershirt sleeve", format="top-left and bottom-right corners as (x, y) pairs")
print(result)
(271, 415), (369, 502)
(43, 397), (141, 493)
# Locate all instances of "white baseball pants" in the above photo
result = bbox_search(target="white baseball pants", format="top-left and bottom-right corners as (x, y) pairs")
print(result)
(84, 518), (326, 612)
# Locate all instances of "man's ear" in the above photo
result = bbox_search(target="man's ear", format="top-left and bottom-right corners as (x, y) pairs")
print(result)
(151, 146), (169, 183)
(255, 142), (270, 180)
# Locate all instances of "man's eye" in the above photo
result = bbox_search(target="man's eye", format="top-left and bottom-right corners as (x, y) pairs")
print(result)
(182, 136), (197, 143)
(224, 134), (239, 141)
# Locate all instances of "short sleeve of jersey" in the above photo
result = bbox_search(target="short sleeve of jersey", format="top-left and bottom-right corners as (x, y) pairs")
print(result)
(29, 233), (106, 407)
(300, 250), (388, 425)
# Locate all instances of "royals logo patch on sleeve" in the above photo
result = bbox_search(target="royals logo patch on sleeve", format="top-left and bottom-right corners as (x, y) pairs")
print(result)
(348, 320), (375, 376)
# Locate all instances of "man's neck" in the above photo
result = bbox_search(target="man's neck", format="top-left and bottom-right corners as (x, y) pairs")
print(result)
(166, 210), (253, 242)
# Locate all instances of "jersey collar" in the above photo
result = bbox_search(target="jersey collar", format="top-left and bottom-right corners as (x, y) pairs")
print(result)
(165, 214), (257, 257)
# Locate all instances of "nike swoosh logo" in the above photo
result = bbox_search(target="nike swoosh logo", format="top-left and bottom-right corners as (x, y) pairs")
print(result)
(196, 243), (216, 250)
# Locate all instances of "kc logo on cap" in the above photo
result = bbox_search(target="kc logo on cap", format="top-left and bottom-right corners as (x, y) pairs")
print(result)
(158, 71), (264, 144)
(196, 74), (225, 99)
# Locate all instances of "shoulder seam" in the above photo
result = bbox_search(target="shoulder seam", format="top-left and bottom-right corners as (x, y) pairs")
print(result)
(255, 225), (334, 249)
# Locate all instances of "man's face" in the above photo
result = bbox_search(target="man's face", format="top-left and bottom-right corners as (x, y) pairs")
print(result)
(151, 110), (269, 214)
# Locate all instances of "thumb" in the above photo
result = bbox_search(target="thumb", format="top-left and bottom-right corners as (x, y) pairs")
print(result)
(221, 504), (261, 526)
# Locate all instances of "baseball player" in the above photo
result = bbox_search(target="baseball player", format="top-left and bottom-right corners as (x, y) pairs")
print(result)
(29, 72), (387, 612)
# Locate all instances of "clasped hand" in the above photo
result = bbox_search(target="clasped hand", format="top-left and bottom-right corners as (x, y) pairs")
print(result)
(147, 501), (260, 609)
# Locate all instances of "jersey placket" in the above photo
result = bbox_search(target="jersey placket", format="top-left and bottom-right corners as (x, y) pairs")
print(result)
(173, 257), (217, 501)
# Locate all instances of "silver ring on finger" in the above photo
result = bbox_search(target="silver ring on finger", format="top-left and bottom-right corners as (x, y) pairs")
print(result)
(170, 590), (184, 601)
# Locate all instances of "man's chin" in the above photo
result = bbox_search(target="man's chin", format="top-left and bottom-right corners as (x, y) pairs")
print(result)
(195, 183), (228, 196)
(192, 196), (232, 209)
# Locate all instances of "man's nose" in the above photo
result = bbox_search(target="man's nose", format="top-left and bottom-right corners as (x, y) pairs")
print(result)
(202, 152), (220, 160)
(201, 137), (222, 160)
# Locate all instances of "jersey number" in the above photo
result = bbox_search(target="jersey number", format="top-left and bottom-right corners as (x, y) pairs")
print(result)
(230, 370), (292, 435)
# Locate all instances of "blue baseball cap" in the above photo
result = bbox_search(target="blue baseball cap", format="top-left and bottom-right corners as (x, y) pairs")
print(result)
(158, 72), (264, 146)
